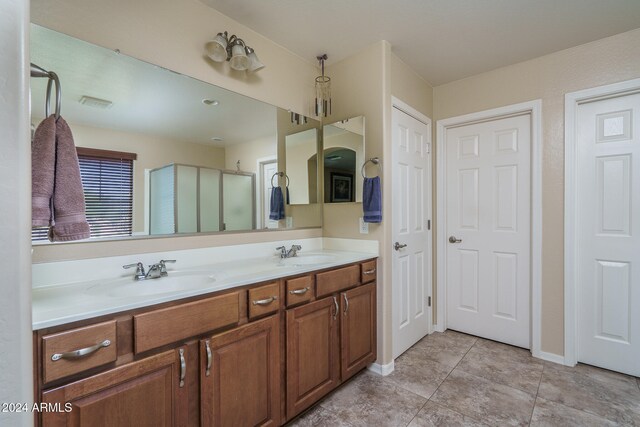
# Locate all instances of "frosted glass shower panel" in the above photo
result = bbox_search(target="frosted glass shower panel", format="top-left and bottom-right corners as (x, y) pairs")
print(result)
(223, 173), (254, 231)
(200, 168), (221, 232)
(150, 165), (175, 235)
(176, 165), (198, 233)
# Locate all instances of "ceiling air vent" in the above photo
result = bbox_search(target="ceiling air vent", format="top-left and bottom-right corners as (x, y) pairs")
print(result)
(79, 96), (113, 109)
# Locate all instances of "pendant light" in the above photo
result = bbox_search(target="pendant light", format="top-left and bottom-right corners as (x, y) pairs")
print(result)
(315, 54), (331, 117)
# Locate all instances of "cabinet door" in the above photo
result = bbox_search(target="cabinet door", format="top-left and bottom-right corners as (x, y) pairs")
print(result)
(41, 349), (186, 427)
(340, 283), (377, 381)
(201, 315), (280, 427)
(286, 296), (339, 419)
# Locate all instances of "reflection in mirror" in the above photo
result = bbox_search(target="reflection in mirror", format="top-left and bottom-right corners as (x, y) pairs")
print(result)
(285, 128), (318, 205)
(30, 24), (321, 242)
(323, 116), (365, 203)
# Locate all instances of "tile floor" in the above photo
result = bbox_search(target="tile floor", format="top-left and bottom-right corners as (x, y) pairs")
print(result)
(287, 330), (640, 426)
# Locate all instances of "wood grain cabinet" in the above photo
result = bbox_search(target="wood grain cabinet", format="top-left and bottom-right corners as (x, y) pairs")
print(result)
(200, 315), (280, 427)
(285, 296), (340, 419)
(286, 272), (377, 419)
(41, 348), (187, 427)
(340, 283), (377, 381)
(35, 259), (377, 427)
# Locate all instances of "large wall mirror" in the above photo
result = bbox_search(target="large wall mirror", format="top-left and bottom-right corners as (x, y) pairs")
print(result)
(30, 24), (321, 243)
(322, 116), (365, 203)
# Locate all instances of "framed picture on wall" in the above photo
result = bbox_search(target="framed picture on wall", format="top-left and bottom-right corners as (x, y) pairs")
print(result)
(330, 172), (353, 203)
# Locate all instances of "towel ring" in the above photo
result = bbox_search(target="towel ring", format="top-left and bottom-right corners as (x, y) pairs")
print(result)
(361, 157), (381, 179)
(271, 171), (290, 187)
(31, 63), (61, 121)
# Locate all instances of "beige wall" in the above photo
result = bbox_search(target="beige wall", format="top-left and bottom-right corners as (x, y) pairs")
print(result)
(433, 28), (640, 356)
(224, 136), (276, 174)
(323, 41), (433, 365)
(285, 132), (317, 204)
(30, 0), (320, 263)
(66, 123), (225, 233)
(391, 53), (434, 118)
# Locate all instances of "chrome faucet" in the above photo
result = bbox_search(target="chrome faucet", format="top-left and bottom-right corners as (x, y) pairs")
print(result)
(276, 245), (302, 259)
(123, 259), (176, 280)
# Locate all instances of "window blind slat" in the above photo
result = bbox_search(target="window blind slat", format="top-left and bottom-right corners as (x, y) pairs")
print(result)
(32, 153), (134, 242)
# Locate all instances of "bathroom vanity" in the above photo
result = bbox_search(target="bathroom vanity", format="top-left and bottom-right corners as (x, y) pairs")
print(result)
(32, 254), (377, 426)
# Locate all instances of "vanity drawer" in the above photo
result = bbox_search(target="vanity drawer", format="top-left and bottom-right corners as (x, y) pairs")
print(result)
(134, 292), (239, 354)
(316, 264), (360, 298)
(286, 275), (313, 307)
(248, 282), (281, 319)
(42, 320), (117, 383)
(361, 260), (377, 284)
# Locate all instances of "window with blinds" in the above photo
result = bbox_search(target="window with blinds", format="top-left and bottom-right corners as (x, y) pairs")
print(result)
(32, 148), (136, 242)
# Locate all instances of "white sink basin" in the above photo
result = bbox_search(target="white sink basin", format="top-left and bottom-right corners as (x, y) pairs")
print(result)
(280, 254), (337, 266)
(85, 270), (224, 298)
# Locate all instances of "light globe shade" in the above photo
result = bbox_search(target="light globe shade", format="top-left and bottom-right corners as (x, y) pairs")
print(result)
(206, 33), (228, 62)
(229, 43), (249, 71)
(246, 48), (265, 72)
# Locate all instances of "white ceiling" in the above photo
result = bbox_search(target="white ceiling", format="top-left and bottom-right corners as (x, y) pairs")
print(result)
(199, 0), (640, 86)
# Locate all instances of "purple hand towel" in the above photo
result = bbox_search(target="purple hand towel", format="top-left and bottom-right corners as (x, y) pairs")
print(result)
(31, 116), (56, 226)
(363, 176), (382, 223)
(48, 117), (91, 242)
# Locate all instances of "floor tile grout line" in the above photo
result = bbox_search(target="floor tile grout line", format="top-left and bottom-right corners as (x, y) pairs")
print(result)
(401, 333), (480, 427)
(421, 335), (479, 418)
(527, 359), (545, 426)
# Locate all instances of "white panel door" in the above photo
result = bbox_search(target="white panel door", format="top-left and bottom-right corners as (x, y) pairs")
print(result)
(392, 106), (432, 358)
(576, 92), (640, 376)
(446, 114), (531, 348)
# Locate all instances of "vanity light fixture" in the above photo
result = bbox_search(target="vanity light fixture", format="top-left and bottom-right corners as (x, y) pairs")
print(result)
(205, 31), (265, 72)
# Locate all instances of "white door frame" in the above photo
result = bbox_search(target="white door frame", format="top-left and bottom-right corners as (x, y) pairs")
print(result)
(391, 96), (434, 347)
(564, 78), (640, 367)
(256, 156), (277, 229)
(436, 100), (542, 358)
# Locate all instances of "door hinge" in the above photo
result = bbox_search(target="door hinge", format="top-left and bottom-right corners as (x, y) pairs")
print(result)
(427, 296), (431, 307)
(426, 142), (431, 154)
(427, 220), (431, 230)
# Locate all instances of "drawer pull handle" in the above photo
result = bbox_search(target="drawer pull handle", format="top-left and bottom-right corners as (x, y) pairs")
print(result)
(252, 296), (278, 306)
(363, 268), (376, 275)
(51, 339), (111, 361)
(289, 287), (310, 295)
(205, 340), (212, 377)
(343, 294), (349, 315)
(179, 348), (186, 388)
(332, 296), (339, 320)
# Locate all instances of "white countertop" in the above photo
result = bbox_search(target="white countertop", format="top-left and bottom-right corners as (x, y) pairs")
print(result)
(32, 249), (376, 330)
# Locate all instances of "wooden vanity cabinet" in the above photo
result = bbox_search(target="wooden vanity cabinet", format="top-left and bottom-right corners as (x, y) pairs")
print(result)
(41, 347), (187, 427)
(285, 263), (377, 420)
(285, 296), (340, 419)
(35, 259), (377, 427)
(200, 315), (280, 427)
(340, 282), (377, 381)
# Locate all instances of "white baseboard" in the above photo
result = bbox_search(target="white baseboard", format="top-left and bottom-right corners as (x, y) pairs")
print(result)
(535, 350), (567, 366)
(368, 361), (395, 376)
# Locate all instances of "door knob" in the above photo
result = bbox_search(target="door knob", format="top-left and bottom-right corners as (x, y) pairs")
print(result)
(394, 242), (407, 251)
(448, 235), (462, 243)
